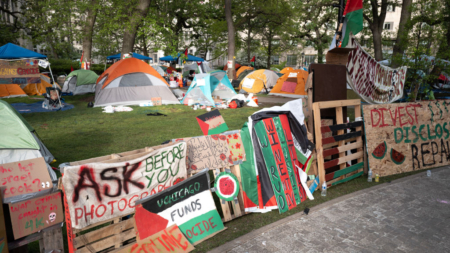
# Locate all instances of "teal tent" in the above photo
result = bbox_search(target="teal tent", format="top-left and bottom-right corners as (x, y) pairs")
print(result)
(181, 71), (237, 107)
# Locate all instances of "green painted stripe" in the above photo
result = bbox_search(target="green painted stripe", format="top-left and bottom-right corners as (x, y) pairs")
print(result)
(254, 121), (289, 214)
(273, 117), (301, 205)
(240, 123), (259, 207)
(330, 171), (364, 187)
(329, 162), (364, 180)
(304, 156), (313, 174)
(178, 210), (224, 244)
(296, 149), (308, 164)
(208, 123), (229, 135)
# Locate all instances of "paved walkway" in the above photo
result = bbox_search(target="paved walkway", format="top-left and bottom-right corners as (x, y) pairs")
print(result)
(209, 168), (450, 253)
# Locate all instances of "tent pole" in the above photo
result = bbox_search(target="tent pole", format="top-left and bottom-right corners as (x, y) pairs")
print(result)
(47, 59), (63, 108)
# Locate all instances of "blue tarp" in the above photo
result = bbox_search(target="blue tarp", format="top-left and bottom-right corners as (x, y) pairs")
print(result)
(107, 52), (152, 60)
(160, 53), (204, 62)
(11, 102), (74, 113)
(0, 43), (47, 59)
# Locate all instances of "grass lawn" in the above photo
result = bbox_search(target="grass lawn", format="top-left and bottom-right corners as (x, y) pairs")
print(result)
(1, 94), (425, 252)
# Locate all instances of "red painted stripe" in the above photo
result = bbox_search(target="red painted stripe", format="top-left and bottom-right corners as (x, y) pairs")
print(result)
(324, 158), (339, 169)
(325, 172), (335, 182)
(320, 126), (332, 133)
(322, 136), (336, 145)
(323, 147), (339, 157)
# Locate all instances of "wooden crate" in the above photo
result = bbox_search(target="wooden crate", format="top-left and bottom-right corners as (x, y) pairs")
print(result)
(313, 99), (365, 187)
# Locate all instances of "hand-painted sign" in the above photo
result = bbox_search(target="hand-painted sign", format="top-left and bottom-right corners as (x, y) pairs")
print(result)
(174, 135), (233, 173)
(134, 170), (225, 245)
(363, 100), (450, 177)
(0, 157), (53, 203)
(347, 37), (407, 104)
(0, 192), (9, 253)
(9, 191), (64, 239)
(62, 142), (187, 229)
(0, 60), (40, 85)
(214, 172), (239, 201)
(117, 224), (194, 253)
(196, 109), (228, 135)
(223, 130), (245, 164)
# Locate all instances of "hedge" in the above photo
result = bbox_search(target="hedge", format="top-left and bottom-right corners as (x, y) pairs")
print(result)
(38, 59), (111, 76)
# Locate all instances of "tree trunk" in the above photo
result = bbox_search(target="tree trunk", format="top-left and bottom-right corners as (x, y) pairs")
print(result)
(267, 33), (272, 69)
(430, 21), (450, 76)
(391, 0), (412, 68)
(142, 35), (149, 56)
(247, 18), (251, 64)
(372, 26), (383, 61)
(225, 0), (235, 80)
(121, 0), (152, 58)
(82, 0), (98, 63)
(317, 44), (324, 64)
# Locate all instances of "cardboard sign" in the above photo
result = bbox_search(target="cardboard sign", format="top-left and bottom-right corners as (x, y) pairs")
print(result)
(223, 130), (245, 164)
(38, 60), (49, 69)
(0, 157), (53, 203)
(363, 101), (450, 177)
(151, 97), (162, 106)
(227, 61), (232, 68)
(288, 72), (298, 78)
(347, 37), (407, 104)
(62, 142), (187, 229)
(9, 191), (64, 239)
(175, 135), (233, 172)
(117, 224), (194, 253)
(0, 193), (9, 253)
(135, 170), (224, 245)
(196, 110), (228, 135)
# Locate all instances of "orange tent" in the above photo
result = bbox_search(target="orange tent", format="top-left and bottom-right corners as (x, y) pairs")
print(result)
(98, 58), (168, 88)
(22, 74), (57, 96)
(280, 67), (295, 74)
(0, 84), (27, 98)
(236, 66), (254, 78)
(269, 69), (308, 98)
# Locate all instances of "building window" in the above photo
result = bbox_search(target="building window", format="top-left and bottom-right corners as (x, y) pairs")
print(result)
(271, 55), (279, 65)
(387, 5), (395, 12)
(304, 55), (316, 66)
(287, 55), (297, 66)
(384, 22), (393, 30)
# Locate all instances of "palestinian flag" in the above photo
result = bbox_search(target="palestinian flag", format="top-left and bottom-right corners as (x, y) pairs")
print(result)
(341, 0), (363, 47)
(250, 56), (255, 67)
(134, 170), (225, 244)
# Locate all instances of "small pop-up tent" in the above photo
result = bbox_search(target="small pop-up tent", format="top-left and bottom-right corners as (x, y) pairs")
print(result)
(181, 71), (237, 106)
(107, 52), (153, 61)
(152, 65), (166, 77)
(62, 69), (99, 95)
(238, 69), (280, 93)
(269, 69), (308, 98)
(22, 74), (56, 96)
(95, 58), (179, 107)
(236, 66), (254, 78)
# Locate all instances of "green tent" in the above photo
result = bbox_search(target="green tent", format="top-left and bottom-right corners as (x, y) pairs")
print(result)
(0, 100), (39, 150)
(62, 69), (99, 95)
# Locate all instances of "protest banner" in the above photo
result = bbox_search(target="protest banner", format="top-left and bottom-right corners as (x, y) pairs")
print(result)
(0, 157), (53, 203)
(223, 130), (245, 164)
(363, 100), (450, 177)
(62, 142), (187, 229)
(117, 224), (194, 253)
(0, 60), (40, 85)
(8, 191), (64, 239)
(347, 36), (407, 104)
(135, 170), (225, 245)
(196, 109), (228, 135)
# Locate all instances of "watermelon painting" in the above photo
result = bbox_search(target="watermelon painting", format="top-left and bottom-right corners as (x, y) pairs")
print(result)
(214, 172), (240, 201)
(372, 141), (387, 159)
(390, 148), (405, 165)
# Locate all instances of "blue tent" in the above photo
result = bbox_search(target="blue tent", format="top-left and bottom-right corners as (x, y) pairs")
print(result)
(181, 71), (237, 107)
(0, 43), (47, 59)
(106, 52), (152, 60)
(160, 53), (204, 62)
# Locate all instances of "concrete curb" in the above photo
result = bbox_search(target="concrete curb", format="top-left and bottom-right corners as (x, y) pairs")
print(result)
(207, 168), (441, 253)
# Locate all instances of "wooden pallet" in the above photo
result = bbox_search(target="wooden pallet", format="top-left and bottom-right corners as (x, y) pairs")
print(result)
(212, 165), (246, 223)
(313, 99), (365, 187)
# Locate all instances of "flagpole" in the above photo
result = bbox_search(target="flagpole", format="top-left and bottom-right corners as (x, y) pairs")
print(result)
(334, 0), (346, 47)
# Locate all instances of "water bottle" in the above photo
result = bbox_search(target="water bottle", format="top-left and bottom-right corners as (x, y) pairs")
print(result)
(368, 169), (373, 182)
(321, 182), (327, 197)
(427, 170), (431, 177)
